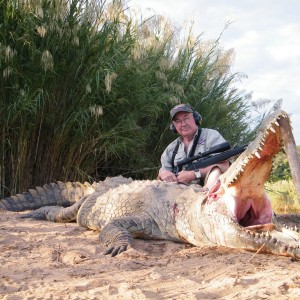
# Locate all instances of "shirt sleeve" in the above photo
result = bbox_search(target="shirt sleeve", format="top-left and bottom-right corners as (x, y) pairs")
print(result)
(159, 139), (179, 172)
(205, 129), (227, 149)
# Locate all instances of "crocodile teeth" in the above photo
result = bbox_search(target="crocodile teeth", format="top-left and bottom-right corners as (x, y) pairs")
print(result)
(255, 151), (261, 159)
(270, 126), (276, 133)
(274, 121), (279, 126)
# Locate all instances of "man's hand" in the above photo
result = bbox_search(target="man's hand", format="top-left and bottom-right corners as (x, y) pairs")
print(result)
(158, 170), (178, 182)
(176, 170), (196, 184)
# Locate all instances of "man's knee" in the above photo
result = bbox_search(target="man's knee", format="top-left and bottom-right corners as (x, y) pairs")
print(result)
(204, 166), (223, 189)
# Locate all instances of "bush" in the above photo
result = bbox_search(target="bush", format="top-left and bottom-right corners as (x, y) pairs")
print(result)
(269, 146), (300, 182)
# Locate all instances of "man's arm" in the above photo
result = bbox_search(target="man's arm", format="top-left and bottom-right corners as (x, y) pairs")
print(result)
(158, 141), (179, 182)
(158, 169), (178, 182)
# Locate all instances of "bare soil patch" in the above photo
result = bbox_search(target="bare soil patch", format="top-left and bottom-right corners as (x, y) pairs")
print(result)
(1, 211), (300, 299)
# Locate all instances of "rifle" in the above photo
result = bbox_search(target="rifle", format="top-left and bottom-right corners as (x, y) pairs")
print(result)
(175, 142), (248, 175)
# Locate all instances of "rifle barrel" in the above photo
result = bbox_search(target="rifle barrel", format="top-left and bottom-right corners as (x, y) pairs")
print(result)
(176, 142), (231, 167)
(187, 144), (248, 170)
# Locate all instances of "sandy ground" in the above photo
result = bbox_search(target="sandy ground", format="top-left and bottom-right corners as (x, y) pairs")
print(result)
(1, 210), (300, 300)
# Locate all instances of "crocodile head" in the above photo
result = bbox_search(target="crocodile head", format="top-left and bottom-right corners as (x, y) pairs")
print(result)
(192, 110), (300, 259)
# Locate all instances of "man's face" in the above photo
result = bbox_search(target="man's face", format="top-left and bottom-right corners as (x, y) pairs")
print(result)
(172, 112), (198, 137)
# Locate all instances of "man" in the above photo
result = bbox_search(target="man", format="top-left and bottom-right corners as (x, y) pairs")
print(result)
(158, 103), (230, 189)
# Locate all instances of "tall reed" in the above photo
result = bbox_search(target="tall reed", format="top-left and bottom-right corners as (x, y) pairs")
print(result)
(0, 0), (253, 197)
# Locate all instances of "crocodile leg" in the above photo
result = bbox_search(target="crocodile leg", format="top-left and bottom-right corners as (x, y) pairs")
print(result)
(19, 196), (88, 222)
(99, 214), (162, 257)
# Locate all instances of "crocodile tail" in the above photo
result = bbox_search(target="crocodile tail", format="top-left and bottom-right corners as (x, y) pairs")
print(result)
(0, 181), (96, 212)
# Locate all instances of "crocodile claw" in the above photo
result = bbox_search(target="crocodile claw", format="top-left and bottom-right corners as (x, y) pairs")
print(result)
(104, 244), (129, 257)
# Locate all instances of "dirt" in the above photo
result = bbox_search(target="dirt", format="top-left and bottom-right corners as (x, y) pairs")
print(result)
(1, 210), (300, 300)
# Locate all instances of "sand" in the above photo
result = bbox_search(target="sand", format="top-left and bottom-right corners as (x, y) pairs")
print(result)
(1, 210), (300, 300)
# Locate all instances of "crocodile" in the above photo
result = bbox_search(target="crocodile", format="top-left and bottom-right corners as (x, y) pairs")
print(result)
(1, 110), (300, 259)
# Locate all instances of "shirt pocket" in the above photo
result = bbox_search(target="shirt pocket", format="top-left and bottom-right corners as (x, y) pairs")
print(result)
(174, 154), (186, 168)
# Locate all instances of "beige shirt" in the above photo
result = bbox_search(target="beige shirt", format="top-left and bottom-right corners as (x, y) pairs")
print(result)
(160, 128), (227, 173)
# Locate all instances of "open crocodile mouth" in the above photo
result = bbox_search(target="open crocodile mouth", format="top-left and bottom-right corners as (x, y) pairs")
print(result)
(203, 110), (300, 258)
(218, 110), (290, 229)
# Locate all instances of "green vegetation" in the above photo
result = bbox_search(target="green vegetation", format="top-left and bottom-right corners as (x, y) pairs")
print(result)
(0, 0), (255, 197)
(267, 146), (300, 213)
(269, 146), (300, 182)
(270, 150), (292, 182)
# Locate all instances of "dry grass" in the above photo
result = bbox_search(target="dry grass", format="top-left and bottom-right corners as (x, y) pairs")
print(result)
(266, 180), (300, 214)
